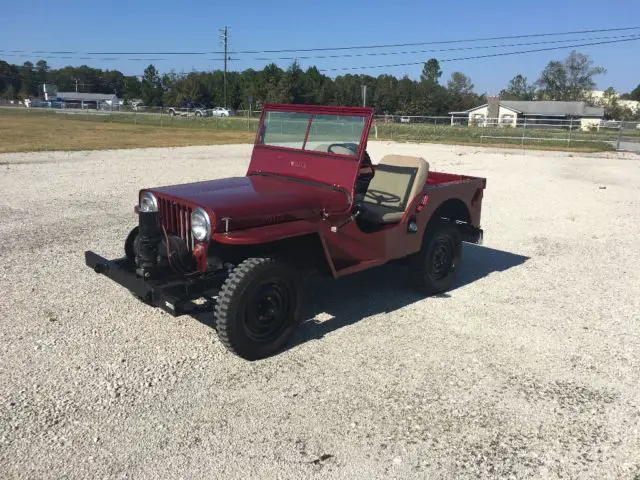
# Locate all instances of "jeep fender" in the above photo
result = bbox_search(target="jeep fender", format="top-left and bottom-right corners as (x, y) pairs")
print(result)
(211, 220), (337, 277)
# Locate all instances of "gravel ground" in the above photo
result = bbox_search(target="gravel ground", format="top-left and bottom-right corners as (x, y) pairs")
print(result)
(1, 142), (639, 479)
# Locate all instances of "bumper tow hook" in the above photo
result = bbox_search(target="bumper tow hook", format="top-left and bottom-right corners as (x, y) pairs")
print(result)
(94, 263), (109, 274)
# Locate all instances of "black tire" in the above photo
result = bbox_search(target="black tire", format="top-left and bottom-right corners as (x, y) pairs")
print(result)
(195, 111), (202, 117)
(123, 226), (152, 304)
(409, 220), (462, 295)
(169, 110), (175, 116)
(214, 257), (301, 360)
(124, 226), (139, 262)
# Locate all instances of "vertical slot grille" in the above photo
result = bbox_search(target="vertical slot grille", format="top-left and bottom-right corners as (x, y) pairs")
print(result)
(157, 197), (193, 251)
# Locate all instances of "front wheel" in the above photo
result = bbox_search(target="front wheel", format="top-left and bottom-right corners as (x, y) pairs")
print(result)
(409, 220), (462, 295)
(214, 257), (301, 360)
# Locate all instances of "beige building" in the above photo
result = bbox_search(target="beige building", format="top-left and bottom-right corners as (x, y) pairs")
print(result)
(589, 90), (640, 114)
(449, 99), (605, 131)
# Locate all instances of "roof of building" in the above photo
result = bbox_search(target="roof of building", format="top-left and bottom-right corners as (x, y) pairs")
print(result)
(450, 100), (604, 117)
(56, 92), (119, 102)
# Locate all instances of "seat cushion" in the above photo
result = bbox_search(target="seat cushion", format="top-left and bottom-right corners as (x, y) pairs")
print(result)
(358, 203), (405, 224)
(361, 155), (429, 223)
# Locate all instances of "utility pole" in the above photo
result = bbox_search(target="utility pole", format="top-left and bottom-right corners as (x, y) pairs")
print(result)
(219, 26), (228, 108)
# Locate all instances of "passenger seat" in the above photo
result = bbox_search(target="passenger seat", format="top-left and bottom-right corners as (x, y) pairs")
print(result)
(359, 155), (429, 224)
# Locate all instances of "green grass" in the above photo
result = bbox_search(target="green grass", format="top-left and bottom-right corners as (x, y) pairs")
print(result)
(0, 108), (255, 152)
(0, 107), (624, 153)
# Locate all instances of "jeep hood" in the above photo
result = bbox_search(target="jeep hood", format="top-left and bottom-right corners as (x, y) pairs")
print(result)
(149, 175), (348, 231)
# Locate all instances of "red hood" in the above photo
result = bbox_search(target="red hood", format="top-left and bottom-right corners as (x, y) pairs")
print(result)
(149, 174), (348, 231)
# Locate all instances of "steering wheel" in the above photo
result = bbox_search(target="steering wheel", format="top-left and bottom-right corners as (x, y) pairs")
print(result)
(365, 189), (401, 205)
(327, 143), (358, 155)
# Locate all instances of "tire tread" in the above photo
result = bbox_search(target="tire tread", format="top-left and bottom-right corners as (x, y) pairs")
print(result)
(214, 256), (295, 358)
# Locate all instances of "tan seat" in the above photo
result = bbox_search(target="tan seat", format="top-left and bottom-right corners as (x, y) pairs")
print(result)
(360, 155), (429, 224)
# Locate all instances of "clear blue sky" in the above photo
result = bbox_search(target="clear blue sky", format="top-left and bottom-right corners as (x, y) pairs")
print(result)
(2, 0), (639, 94)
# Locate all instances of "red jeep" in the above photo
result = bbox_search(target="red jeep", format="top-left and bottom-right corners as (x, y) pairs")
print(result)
(85, 103), (485, 360)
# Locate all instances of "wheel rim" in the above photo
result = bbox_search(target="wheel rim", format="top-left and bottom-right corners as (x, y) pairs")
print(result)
(243, 280), (293, 343)
(428, 237), (454, 280)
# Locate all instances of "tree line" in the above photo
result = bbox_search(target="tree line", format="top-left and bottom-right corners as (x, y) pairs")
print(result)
(1, 51), (639, 119)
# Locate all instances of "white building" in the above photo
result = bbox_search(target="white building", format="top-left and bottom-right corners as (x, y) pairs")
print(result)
(56, 92), (121, 110)
(449, 99), (605, 131)
(590, 90), (640, 114)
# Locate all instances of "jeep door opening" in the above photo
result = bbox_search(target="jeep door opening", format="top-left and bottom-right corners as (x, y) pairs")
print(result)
(85, 103), (486, 360)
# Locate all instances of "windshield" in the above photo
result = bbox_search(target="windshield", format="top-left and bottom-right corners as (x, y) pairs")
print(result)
(258, 111), (367, 156)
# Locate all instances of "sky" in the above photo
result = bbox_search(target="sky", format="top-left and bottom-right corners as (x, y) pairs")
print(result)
(1, 0), (639, 95)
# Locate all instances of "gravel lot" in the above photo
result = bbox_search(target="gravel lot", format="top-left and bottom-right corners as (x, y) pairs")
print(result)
(1, 142), (639, 479)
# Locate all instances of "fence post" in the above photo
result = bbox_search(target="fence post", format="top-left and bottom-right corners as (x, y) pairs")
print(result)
(374, 120), (378, 139)
(568, 117), (573, 146)
(616, 122), (623, 150)
(522, 117), (527, 146)
(160, 107), (163, 127)
(433, 117), (437, 136)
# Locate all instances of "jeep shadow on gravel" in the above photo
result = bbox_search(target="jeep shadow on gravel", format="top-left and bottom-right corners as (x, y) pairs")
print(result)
(85, 103), (486, 360)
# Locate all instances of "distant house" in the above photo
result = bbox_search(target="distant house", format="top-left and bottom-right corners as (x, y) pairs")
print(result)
(590, 90), (640, 114)
(449, 98), (605, 130)
(56, 92), (121, 110)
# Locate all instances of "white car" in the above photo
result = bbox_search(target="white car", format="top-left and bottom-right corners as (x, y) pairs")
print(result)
(211, 107), (231, 117)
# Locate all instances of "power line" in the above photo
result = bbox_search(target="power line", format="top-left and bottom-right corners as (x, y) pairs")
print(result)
(1, 33), (635, 66)
(0, 54), (230, 62)
(249, 33), (640, 61)
(2, 34), (638, 79)
(1, 26), (638, 56)
(319, 36), (640, 72)
(232, 26), (640, 54)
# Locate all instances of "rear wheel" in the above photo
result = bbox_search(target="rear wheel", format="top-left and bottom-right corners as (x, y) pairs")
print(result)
(409, 220), (462, 294)
(214, 257), (301, 360)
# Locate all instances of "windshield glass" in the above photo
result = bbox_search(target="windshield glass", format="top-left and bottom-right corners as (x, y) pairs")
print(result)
(259, 111), (367, 156)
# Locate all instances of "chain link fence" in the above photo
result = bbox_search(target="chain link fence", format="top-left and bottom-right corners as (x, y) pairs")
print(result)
(0, 101), (262, 132)
(2, 100), (639, 152)
(371, 115), (640, 152)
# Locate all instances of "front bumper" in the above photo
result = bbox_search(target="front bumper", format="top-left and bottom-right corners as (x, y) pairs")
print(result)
(84, 250), (225, 316)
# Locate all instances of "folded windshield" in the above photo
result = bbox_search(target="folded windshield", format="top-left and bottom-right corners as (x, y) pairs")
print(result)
(258, 111), (367, 156)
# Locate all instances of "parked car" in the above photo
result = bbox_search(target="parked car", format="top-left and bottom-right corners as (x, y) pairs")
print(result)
(130, 100), (145, 111)
(85, 103), (486, 360)
(400, 116), (411, 123)
(167, 102), (210, 117)
(211, 106), (232, 117)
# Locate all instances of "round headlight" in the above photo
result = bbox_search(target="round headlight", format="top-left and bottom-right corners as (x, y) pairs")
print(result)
(139, 192), (158, 212)
(191, 208), (211, 241)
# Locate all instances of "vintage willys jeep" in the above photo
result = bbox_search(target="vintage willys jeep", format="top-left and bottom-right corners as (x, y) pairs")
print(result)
(85, 103), (485, 360)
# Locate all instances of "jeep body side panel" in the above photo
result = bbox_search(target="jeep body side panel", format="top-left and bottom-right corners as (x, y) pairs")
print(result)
(205, 173), (484, 278)
(317, 174), (486, 277)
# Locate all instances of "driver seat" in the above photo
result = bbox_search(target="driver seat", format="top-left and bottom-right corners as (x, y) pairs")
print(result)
(359, 155), (429, 224)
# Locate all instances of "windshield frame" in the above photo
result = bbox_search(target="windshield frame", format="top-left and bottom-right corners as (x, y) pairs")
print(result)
(254, 103), (374, 162)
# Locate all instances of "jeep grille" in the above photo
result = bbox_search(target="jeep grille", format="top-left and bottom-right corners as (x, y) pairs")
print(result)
(157, 197), (194, 251)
